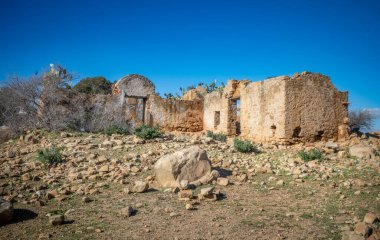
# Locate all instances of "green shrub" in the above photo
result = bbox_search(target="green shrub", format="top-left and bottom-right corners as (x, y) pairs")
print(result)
(36, 145), (63, 167)
(74, 76), (112, 94)
(233, 138), (256, 153)
(134, 125), (162, 140)
(297, 148), (323, 162)
(104, 125), (129, 136)
(207, 131), (227, 142)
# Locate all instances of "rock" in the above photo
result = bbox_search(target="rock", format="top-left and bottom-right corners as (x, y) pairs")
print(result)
(21, 173), (31, 181)
(49, 214), (64, 226)
(0, 198), (13, 225)
(98, 165), (109, 173)
(120, 206), (135, 218)
(276, 180), (285, 186)
(354, 222), (372, 237)
(325, 141), (339, 150)
(154, 146), (212, 187)
(178, 190), (193, 199)
(82, 196), (92, 203)
(236, 174), (248, 182)
(200, 186), (214, 196)
(6, 150), (16, 158)
(342, 231), (364, 240)
(338, 151), (348, 159)
(185, 203), (193, 210)
(349, 144), (375, 160)
(180, 180), (189, 189)
(101, 140), (114, 148)
(364, 213), (378, 224)
(131, 181), (149, 193)
(217, 177), (229, 186)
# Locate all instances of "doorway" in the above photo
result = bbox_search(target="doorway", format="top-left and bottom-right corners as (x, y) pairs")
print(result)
(231, 98), (241, 135)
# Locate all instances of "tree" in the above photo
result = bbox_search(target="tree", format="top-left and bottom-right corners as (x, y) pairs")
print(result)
(73, 77), (112, 94)
(349, 109), (374, 132)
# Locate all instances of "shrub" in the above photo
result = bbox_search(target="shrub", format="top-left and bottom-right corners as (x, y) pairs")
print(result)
(297, 148), (323, 162)
(73, 77), (112, 94)
(233, 138), (256, 153)
(36, 145), (63, 167)
(134, 125), (162, 139)
(104, 124), (129, 136)
(349, 109), (374, 132)
(207, 131), (227, 142)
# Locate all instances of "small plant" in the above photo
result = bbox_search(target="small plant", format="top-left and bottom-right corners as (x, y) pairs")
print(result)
(36, 145), (63, 167)
(297, 148), (323, 162)
(104, 124), (129, 136)
(233, 138), (256, 153)
(207, 131), (227, 142)
(134, 125), (162, 140)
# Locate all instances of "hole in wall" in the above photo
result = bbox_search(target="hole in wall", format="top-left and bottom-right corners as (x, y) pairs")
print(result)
(314, 130), (324, 141)
(214, 111), (220, 129)
(292, 127), (301, 138)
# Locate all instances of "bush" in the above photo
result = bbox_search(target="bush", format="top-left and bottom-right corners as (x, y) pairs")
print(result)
(134, 125), (162, 140)
(207, 131), (227, 142)
(349, 109), (374, 132)
(297, 148), (323, 162)
(104, 124), (129, 136)
(73, 77), (112, 94)
(36, 145), (63, 167)
(233, 138), (256, 153)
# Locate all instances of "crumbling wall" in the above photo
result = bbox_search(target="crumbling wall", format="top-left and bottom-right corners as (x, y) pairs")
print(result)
(240, 77), (287, 142)
(145, 94), (203, 132)
(284, 72), (348, 142)
(112, 74), (155, 97)
(203, 91), (228, 133)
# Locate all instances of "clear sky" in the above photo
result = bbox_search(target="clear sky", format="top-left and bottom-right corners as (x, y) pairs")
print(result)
(0, 0), (379, 130)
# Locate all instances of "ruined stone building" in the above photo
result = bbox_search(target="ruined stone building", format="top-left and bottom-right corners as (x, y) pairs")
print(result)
(111, 72), (349, 143)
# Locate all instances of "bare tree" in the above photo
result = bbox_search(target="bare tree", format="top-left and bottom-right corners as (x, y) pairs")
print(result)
(0, 74), (43, 133)
(349, 109), (374, 132)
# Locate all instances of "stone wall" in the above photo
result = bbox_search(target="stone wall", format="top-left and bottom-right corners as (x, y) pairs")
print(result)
(145, 94), (203, 132)
(240, 77), (287, 142)
(202, 73), (348, 143)
(284, 72), (348, 142)
(203, 91), (228, 133)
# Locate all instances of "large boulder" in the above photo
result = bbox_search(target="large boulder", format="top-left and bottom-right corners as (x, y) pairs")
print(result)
(0, 198), (13, 225)
(349, 144), (375, 160)
(154, 146), (212, 187)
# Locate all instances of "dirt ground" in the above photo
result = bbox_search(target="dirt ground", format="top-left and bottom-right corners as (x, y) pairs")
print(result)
(0, 131), (379, 240)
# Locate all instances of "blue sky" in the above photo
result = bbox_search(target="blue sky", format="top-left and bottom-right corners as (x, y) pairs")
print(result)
(0, 0), (379, 130)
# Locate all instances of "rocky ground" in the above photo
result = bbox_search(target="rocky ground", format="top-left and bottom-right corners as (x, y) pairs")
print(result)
(0, 130), (380, 240)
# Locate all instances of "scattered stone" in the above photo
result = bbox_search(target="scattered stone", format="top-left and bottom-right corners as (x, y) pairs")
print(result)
(120, 206), (135, 218)
(180, 180), (189, 189)
(131, 181), (149, 193)
(185, 203), (193, 210)
(364, 213), (378, 224)
(349, 144), (375, 160)
(98, 165), (109, 173)
(216, 177), (229, 186)
(236, 174), (248, 182)
(200, 186), (214, 196)
(178, 189), (193, 199)
(49, 214), (64, 226)
(82, 196), (92, 203)
(354, 222), (372, 237)
(0, 198), (13, 225)
(276, 180), (284, 186)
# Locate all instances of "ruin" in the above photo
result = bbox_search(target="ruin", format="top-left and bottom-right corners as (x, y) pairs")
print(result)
(110, 71), (349, 143)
